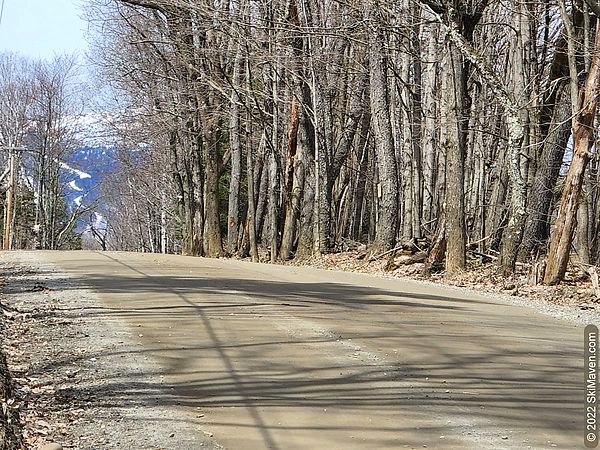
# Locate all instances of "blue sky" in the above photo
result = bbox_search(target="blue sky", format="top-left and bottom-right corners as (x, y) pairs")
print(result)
(0, 0), (88, 60)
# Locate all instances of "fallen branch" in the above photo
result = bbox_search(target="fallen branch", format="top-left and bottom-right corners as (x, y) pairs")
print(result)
(368, 246), (404, 262)
(468, 250), (498, 261)
(393, 252), (427, 266)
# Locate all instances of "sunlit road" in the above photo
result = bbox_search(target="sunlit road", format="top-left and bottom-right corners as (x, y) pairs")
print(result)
(22, 251), (586, 449)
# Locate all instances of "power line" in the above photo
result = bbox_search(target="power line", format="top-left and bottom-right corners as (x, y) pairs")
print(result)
(0, 0), (5, 28)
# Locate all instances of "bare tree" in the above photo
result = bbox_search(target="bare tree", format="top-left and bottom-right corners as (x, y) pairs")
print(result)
(544, 7), (600, 284)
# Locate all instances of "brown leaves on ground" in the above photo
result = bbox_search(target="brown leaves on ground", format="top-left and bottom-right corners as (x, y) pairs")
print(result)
(0, 268), (95, 450)
(285, 250), (600, 310)
(2, 303), (85, 449)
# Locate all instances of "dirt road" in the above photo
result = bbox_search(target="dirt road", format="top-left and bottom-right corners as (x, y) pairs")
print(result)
(4, 250), (592, 449)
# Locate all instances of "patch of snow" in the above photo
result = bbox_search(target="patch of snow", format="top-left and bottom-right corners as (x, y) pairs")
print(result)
(69, 180), (83, 192)
(60, 162), (91, 179)
(19, 174), (35, 190)
(74, 196), (83, 206)
(69, 112), (120, 148)
(93, 212), (106, 229)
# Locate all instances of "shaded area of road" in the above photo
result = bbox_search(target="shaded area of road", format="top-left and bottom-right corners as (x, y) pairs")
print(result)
(25, 251), (585, 449)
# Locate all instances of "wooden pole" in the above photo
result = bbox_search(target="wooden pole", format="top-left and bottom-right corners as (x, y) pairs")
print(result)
(3, 150), (14, 250)
(1, 146), (26, 251)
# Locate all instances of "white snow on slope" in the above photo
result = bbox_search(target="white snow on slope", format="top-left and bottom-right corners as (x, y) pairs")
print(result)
(93, 212), (106, 229)
(71, 112), (119, 148)
(69, 180), (83, 191)
(74, 196), (83, 206)
(60, 162), (91, 179)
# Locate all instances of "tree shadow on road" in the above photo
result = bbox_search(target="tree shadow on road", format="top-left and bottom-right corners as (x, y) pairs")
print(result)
(2, 259), (584, 449)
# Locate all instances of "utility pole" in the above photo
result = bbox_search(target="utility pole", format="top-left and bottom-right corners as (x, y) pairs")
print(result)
(1, 146), (25, 250)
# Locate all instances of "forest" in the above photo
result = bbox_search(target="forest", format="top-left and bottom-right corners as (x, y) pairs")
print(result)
(2, 0), (600, 286)
(0, 54), (85, 252)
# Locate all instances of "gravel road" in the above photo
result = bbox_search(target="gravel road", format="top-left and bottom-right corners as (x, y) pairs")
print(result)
(1, 250), (594, 449)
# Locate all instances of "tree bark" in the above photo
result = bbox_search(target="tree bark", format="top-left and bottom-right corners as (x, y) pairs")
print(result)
(430, 5), (525, 274)
(421, 23), (439, 229)
(203, 129), (223, 258)
(442, 41), (467, 275)
(246, 127), (259, 263)
(365, 1), (399, 251)
(519, 86), (571, 258)
(226, 50), (243, 255)
(280, 97), (305, 260)
(577, 189), (592, 264)
(544, 24), (600, 284)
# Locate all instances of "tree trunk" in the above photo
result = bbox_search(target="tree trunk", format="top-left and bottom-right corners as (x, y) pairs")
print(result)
(365, 1), (399, 251)
(442, 41), (466, 275)
(577, 188), (591, 264)
(544, 131), (594, 283)
(351, 112), (371, 241)
(425, 4), (525, 275)
(246, 125), (259, 263)
(498, 3), (529, 275)
(519, 86), (571, 258)
(421, 23), (438, 230)
(310, 64), (332, 254)
(544, 25), (600, 284)
(280, 99), (304, 260)
(203, 131), (223, 258)
(296, 138), (316, 258)
(227, 51), (243, 255)
(410, 1), (423, 239)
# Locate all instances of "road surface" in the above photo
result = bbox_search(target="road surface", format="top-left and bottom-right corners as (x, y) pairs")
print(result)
(18, 251), (588, 449)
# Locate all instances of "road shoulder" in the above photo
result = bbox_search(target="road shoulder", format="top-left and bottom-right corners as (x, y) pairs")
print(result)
(0, 251), (218, 449)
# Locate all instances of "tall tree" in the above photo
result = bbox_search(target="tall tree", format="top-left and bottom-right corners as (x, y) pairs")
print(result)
(544, 10), (600, 284)
(365, 1), (399, 252)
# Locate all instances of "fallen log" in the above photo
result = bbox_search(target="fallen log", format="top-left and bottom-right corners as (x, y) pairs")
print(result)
(393, 252), (427, 267)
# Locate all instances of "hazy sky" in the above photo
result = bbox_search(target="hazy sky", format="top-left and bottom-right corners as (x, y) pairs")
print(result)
(0, 0), (89, 60)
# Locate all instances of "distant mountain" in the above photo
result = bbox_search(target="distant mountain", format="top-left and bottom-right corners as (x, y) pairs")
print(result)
(62, 111), (120, 210)
(59, 145), (116, 238)
(73, 112), (121, 149)
(64, 145), (116, 207)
